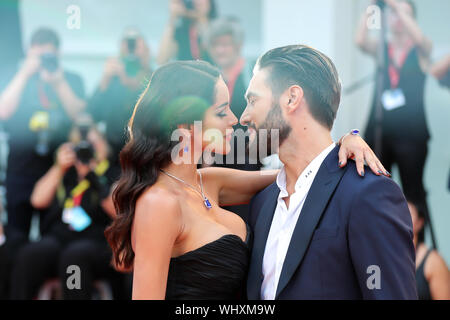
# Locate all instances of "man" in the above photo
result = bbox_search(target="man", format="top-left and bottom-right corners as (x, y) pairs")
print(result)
(241, 45), (417, 299)
(0, 27), (86, 240)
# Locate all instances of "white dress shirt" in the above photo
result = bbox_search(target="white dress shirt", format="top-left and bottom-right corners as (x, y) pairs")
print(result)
(261, 143), (336, 300)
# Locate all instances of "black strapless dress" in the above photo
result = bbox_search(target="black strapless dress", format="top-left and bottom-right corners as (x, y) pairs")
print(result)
(165, 224), (251, 300)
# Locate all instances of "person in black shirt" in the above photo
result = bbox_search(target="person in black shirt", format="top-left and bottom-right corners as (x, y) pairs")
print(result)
(10, 119), (120, 300)
(157, 0), (217, 65)
(88, 28), (152, 165)
(0, 28), (86, 241)
(355, 0), (433, 239)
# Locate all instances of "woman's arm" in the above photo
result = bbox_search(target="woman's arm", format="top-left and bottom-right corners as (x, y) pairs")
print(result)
(203, 133), (388, 207)
(355, 4), (379, 57)
(30, 143), (76, 209)
(132, 191), (182, 300)
(156, 0), (185, 65)
(430, 55), (450, 80)
(427, 251), (450, 300)
(201, 168), (278, 207)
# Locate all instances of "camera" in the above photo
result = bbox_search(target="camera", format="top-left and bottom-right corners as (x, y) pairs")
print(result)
(73, 123), (94, 165)
(122, 35), (140, 77)
(40, 53), (59, 73)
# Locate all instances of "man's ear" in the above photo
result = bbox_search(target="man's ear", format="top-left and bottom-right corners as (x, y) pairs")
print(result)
(284, 85), (304, 114)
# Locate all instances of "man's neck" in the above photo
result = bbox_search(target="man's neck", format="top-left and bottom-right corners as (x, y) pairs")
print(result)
(279, 127), (333, 196)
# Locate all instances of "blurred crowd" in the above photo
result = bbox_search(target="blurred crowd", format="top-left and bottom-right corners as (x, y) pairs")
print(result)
(0, 0), (449, 300)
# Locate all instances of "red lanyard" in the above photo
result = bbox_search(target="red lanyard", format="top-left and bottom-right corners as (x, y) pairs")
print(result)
(38, 82), (51, 109)
(388, 44), (410, 89)
(189, 26), (200, 60)
(226, 58), (246, 102)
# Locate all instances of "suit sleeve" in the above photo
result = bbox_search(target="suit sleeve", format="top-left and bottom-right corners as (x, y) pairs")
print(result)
(348, 176), (418, 299)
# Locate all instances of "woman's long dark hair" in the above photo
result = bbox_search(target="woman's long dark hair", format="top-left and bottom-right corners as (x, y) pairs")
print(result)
(105, 61), (221, 269)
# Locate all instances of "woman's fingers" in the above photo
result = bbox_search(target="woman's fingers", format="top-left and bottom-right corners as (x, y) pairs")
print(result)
(364, 149), (382, 176)
(354, 151), (366, 177)
(337, 146), (348, 168)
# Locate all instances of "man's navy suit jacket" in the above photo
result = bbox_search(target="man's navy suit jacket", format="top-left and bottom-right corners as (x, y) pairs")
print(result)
(247, 145), (417, 300)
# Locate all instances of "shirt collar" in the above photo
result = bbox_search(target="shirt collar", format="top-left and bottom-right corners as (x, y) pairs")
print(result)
(276, 143), (336, 197)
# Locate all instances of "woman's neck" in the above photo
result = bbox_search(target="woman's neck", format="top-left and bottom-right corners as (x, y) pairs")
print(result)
(162, 162), (199, 187)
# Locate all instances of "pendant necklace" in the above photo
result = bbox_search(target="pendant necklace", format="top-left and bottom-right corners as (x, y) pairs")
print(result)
(160, 169), (212, 209)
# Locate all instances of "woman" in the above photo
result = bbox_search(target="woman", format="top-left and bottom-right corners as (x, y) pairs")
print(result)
(355, 0), (433, 224)
(157, 0), (217, 65)
(105, 60), (387, 300)
(408, 201), (450, 300)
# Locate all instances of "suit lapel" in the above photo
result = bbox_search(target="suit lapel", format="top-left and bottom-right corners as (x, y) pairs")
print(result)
(275, 146), (345, 299)
(247, 183), (279, 300)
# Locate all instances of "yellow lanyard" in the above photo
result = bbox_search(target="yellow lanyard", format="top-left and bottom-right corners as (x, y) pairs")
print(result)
(63, 160), (109, 209)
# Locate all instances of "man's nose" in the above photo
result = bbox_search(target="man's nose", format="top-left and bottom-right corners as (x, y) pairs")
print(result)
(240, 107), (251, 127)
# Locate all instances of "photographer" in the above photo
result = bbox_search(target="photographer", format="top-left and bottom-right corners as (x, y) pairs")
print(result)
(0, 27), (86, 241)
(157, 0), (217, 65)
(10, 117), (120, 300)
(355, 0), (433, 226)
(88, 28), (151, 162)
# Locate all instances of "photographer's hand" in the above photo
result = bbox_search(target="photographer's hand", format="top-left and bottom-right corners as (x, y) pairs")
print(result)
(0, 48), (41, 120)
(56, 143), (77, 173)
(30, 143), (76, 210)
(21, 47), (42, 79)
(100, 58), (126, 91)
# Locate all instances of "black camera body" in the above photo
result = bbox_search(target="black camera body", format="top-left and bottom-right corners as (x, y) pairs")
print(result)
(73, 124), (94, 165)
(40, 53), (59, 73)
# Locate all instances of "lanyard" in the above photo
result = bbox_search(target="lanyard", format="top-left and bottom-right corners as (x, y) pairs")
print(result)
(38, 82), (51, 109)
(63, 160), (110, 209)
(189, 26), (200, 60)
(226, 58), (246, 103)
(388, 44), (411, 89)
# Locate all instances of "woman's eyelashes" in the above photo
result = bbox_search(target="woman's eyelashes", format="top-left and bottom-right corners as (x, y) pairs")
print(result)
(216, 105), (229, 118)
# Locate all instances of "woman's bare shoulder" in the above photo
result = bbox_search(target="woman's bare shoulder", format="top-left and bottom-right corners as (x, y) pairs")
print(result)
(134, 186), (182, 225)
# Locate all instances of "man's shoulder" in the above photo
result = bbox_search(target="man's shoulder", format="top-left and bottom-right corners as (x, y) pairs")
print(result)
(341, 160), (402, 195)
(252, 181), (279, 204)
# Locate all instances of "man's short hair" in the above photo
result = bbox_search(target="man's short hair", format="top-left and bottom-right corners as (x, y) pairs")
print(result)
(203, 17), (244, 48)
(30, 27), (60, 49)
(256, 45), (341, 130)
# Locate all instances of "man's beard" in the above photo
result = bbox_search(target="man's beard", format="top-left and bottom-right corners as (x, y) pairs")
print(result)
(247, 102), (292, 159)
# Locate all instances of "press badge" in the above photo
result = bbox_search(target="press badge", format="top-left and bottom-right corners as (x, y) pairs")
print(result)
(382, 88), (406, 111)
(62, 206), (92, 232)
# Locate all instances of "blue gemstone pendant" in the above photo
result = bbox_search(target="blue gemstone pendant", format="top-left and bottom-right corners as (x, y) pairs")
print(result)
(204, 198), (212, 209)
